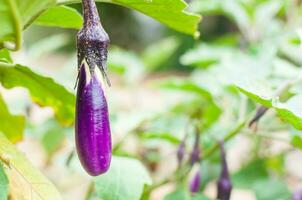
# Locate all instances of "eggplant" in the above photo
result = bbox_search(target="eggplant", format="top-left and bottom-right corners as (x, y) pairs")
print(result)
(293, 189), (302, 200)
(217, 142), (232, 200)
(75, 0), (111, 176)
(189, 170), (201, 193)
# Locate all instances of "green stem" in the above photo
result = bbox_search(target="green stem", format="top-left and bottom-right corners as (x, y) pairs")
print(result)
(202, 119), (247, 159)
(4, 0), (22, 51)
(84, 182), (95, 200)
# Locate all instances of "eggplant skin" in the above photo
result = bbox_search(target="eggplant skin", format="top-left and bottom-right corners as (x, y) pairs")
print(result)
(75, 62), (111, 176)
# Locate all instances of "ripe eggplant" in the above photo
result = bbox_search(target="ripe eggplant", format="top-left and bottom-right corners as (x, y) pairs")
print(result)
(75, 0), (111, 176)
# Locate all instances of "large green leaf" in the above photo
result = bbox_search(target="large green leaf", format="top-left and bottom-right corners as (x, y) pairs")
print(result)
(0, 94), (24, 143)
(0, 64), (75, 126)
(253, 179), (291, 200)
(57, 0), (201, 36)
(34, 6), (83, 29)
(94, 156), (152, 200)
(0, 162), (8, 200)
(232, 159), (268, 188)
(0, 132), (62, 200)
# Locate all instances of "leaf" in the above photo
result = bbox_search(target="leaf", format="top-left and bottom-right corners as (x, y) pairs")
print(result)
(237, 85), (302, 130)
(0, 162), (8, 200)
(57, 0), (201, 36)
(142, 37), (180, 70)
(164, 187), (190, 200)
(180, 44), (234, 68)
(108, 47), (145, 83)
(0, 64), (75, 126)
(0, 132), (62, 200)
(94, 156), (152, 200)
(0, 93), (24, 143)
(232, 159), (268, 188)
(34, 6), (83, 29)
(0, 49), (12, 63)
(291, 135), (302, 150)
(41, 120), (66, 156)
(253, 179), (291, 200)
(0, 0), (22, 50)
(16, 0), (56, 27)
(140, 131), (180, 144)
(159, 79), (214, 101)
(274, 95), (302, 130)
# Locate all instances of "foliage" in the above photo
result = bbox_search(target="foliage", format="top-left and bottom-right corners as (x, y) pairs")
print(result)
(0, 0), (302, 199)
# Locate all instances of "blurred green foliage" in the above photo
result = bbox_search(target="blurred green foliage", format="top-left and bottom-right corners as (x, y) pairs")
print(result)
(1, 0), (302, 199)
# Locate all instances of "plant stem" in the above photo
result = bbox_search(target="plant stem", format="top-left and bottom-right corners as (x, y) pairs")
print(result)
(202, 119), (247, 159)
(84, 182), (95, 200)
(82, 0), (100, 27)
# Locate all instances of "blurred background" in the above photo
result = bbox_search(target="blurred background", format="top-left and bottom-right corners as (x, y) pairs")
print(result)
(2, 0), (302, 199)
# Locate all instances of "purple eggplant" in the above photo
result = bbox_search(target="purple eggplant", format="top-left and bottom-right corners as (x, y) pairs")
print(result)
(75, 0), (111, 176)
(293, 189), (302, 200)
(177, 139), (186, 166)
(190, 132), (200, 166)
(75, 63), (111, 176)
(217, 142), (232, 200)
(189, 170), (201, 193)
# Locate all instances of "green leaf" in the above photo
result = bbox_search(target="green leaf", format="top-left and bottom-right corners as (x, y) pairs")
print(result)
(34, 6), (83, 29)
(192, 194), (211, 200)
(164, 187), (190, 200)
(253, 179), (291, 200)
(41, 121), (66, 156)
(0, 93), (24, 143)
(94, 156), (152, 200)
(140, 131), (180, 144)
(291, 133), (302, 150)
(57, 0), (201, 36)
(108, 47), (145, 83)
(232, 159), (268, 188)
(0, 49), (12, 63)
(0, 132), (62, 200)
(274, 95), (302, 130)
(238, 85), (302, 130)
(142, 37), (180, 70)
(180, 44), (234, 68)
(159, 79), (214, 101)
(236, 85), (274, 108)
(0, 162), (8, 200)
(0, 0), (22, 50)
(0, 64), (75, 126)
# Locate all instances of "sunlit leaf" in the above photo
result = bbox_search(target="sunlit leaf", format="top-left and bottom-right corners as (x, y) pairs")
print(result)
(0, 132), (62, 200)
(94, 156), (152, 200)
(34, 6), (83, 29)
(57, 0), (201, 36)
(0, 162), (8, 200)
(253, 179), (291, 200)
(0, 49), (12, 63)
(0, 64), (75, 126)
(0, 94), (24, 143)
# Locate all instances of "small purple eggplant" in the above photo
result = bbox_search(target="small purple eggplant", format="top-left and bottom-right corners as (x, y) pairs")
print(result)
(217, 142), (232, 200)
(75, 0), (111, 176)
(177, 139), (186, 166)
(190, 132), (200, 166)
(293, 189), (302, 200)
(189, 170), (201, 193)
